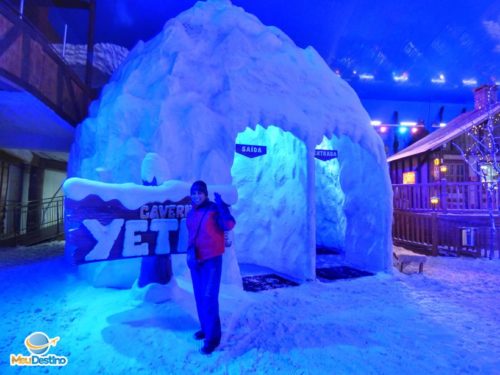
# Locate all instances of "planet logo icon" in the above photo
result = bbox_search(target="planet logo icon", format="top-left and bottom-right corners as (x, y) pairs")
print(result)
(24, 332), (60, 356)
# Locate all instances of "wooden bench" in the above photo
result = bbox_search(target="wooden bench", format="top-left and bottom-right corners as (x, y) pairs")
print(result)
(393, 249), (427, 273)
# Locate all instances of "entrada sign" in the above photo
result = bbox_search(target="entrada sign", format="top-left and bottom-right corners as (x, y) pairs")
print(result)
(235, 144), (267, 158)
(315, 149), (338, 161)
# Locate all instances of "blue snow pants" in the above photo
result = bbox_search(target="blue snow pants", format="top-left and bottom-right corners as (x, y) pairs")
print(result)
(188, 255), (223, 346)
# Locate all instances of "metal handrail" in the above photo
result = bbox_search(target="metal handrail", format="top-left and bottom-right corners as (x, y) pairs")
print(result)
(0, 196), (64, 243)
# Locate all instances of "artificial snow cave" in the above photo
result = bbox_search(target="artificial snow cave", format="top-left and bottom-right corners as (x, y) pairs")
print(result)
(66, 0), (393, 287)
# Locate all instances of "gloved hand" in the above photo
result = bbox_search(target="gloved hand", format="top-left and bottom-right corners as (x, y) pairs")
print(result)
(214, 192), (228, 207)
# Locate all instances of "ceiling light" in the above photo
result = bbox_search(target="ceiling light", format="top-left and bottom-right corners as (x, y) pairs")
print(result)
(431, 74), (446, 84)
(462, 78), (477, 86)
(371, 120), (382, 126)
(393, 72), (409, 82)
(359, 74), (374, 80)
(400, 121), (417, 126)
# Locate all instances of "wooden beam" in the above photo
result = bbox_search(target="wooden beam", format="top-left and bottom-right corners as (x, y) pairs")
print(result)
(0, 24), (21, 57)
(38, 157), (67, 172)
(17, 0), (90, 9)
(51, 0), (90, 9)
(0, 150), (26, 165)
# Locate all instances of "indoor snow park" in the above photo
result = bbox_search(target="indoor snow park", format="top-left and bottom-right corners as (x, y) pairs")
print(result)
(0, 0), (499, 374)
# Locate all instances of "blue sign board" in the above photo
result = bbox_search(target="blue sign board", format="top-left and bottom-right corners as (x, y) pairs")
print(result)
(235, 144), (267, 158)
(315, 149), (338, 161)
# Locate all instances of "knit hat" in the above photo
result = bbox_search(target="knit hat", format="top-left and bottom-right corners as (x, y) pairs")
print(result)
(190, 180), (208, 195)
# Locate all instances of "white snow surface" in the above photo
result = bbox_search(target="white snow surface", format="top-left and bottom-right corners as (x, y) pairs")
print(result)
(63, 177), (238, 209)
(68, 0), (393, 277)
(140, 153), (170, 185)
(1, 242), (499, 374)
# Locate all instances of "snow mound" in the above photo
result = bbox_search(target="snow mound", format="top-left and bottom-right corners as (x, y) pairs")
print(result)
(68, 0), (392, 278)
(69, 0), (385, 183)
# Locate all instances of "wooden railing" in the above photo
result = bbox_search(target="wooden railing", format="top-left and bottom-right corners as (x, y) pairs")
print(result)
(393, 182), (500, 211)
(393, 210), (500, 258)
(0, 1), (92, 125)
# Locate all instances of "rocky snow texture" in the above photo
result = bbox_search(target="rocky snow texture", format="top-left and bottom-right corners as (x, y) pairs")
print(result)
(52, 43), (129, 76)
(68, 0), (392, 280)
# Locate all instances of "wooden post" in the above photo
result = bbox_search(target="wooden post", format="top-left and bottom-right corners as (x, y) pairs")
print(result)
(441, 178), (448, 212)
(431, 211), (438, 256)
(27, 164), (43, 232)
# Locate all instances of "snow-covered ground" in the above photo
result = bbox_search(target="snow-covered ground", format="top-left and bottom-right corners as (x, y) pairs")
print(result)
(1, 242), (499, 374)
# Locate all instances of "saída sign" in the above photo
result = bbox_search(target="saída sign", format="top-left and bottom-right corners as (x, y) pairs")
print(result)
(235, 144), (267, 158)
(65, 195), (192, 265)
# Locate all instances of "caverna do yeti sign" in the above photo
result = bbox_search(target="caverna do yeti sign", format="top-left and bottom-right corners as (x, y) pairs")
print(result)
(63, 178), (236, 265)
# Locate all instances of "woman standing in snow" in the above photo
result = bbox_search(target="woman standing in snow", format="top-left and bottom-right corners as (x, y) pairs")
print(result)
(186, 180), (235, 355)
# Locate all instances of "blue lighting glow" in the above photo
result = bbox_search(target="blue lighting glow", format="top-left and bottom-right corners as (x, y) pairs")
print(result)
(400, 121), (417, 126)
(398, 127), (408, 134)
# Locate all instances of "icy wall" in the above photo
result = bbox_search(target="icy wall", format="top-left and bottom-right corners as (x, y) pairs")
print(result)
(231, 126), (308, 278)
(315, 136), (346, 252)
(69, 0), (392, 278)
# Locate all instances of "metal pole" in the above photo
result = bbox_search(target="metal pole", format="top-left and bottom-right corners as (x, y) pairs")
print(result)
(85, 0), (96, 86)
(19, 0), (25, 19)
(62, 24), (68, 58)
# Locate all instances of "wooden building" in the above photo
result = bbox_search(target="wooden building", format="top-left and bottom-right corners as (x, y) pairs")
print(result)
(387, 85), (500, 258)
(388, 85), (499, 186)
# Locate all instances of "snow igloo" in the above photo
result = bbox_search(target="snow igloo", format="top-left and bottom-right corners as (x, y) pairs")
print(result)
(68, 0), (393, 283)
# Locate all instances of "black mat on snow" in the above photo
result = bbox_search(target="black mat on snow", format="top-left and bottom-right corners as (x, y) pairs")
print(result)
(316, 247), (341, 255)
(242, 273), (299, 292)
(316, 266), (374, 282)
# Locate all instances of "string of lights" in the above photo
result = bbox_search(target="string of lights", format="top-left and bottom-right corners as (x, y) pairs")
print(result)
(454, 87), (500, 183)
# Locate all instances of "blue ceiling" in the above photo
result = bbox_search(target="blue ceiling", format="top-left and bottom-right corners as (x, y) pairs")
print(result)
(49, 0), (499, 106)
